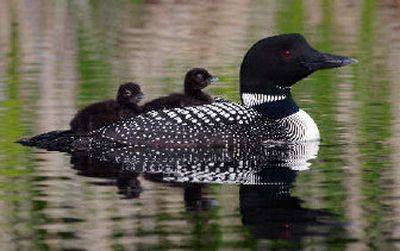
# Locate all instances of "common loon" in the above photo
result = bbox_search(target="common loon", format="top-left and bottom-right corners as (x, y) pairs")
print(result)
(18, 34), (356, 151)
(142, 68), (217, 112)
(79, 34), (355, 149)
(70, 82), (144, 133)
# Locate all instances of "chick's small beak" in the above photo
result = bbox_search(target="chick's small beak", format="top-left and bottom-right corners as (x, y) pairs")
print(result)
(136, 92), (145, 102)
(208, 76), (219, 84)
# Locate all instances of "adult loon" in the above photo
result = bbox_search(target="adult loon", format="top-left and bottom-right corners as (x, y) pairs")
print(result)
(18, 34), (356, 151)
(142, 68), (217, 112)
(70, 82), (144, 133)
(79, 34), (355, 149)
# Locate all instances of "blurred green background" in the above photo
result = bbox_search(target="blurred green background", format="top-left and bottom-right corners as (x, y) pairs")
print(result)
(1, 0), (400, 250)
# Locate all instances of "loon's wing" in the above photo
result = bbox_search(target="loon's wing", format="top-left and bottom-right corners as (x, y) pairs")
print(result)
(90, 101), (261, 147)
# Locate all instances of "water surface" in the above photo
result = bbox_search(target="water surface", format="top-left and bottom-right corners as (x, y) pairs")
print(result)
(1, 0), (400, 250)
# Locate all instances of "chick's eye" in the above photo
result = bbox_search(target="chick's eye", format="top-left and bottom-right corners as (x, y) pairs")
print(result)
(281, 50), (291, 59)
(196, 73), (203, 80)
(124, 90), (132, 96)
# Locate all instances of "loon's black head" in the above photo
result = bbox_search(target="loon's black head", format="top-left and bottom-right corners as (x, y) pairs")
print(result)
(117, 82), (144, 105)
(240, 34), (357, 95)
(184, 68), (217, 91)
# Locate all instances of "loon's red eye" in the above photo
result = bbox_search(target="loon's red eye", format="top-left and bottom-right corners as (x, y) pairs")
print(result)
(281, 50), (291, 59)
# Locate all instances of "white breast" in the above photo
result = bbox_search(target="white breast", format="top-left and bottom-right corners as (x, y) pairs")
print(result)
(281, 109), (320, 141)
(277, 109), (319, 142)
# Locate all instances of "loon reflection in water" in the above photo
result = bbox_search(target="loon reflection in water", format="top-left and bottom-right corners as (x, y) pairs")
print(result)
(84, 140), (319, 184)
(239, 185), (342, 241)
(71, 152), (143, 199)
(67, 140), (344, 241)
(70, 139), (319, 197)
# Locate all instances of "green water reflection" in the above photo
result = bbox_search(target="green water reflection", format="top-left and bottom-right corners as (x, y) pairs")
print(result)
(0, 0), (400, 250)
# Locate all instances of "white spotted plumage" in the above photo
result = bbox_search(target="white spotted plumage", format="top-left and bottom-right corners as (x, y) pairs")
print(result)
(87, 99), (319, 149)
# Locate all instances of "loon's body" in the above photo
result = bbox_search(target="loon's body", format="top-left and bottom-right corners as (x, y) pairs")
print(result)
(143, 68), (217, 112)
(86, 94), (319, 148)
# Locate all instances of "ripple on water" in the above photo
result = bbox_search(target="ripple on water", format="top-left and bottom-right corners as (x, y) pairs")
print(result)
(1, 0), (400, 250)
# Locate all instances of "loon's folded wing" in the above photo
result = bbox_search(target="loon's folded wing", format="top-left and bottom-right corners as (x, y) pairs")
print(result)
(90, 101), (260, 147)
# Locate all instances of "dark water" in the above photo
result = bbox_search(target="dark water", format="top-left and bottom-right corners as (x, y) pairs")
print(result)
(1, 0), (400, 250)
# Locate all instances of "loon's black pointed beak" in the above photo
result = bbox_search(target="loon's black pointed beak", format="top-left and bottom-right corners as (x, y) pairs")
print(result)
(301, 52), (358, 71)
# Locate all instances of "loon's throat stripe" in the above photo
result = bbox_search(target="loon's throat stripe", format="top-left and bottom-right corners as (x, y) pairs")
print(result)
(242, 93), (287, 107)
